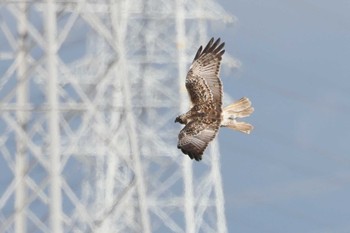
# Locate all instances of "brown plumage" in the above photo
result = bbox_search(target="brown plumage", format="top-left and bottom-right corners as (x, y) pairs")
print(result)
(175, 38), (254, 161)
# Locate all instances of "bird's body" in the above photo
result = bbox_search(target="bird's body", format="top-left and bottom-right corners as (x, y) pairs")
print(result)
(175, 38), (254, 161)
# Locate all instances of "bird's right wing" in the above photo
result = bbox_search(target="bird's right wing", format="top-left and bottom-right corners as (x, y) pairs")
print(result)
(177, 120), (219, 161)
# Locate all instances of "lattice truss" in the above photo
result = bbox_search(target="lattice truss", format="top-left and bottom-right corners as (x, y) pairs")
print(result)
(0, 1), (238, 233)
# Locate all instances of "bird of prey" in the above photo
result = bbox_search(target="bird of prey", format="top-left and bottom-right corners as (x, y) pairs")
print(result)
(175, 38), (254, 161)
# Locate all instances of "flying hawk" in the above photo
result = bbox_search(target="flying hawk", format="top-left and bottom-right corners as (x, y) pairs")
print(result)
(175, 38), (254, 161)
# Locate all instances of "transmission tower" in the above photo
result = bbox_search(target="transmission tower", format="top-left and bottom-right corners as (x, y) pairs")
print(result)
(0, 1), (238, 232)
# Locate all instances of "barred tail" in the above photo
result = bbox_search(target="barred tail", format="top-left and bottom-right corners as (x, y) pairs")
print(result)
(221, 97), (254, 134)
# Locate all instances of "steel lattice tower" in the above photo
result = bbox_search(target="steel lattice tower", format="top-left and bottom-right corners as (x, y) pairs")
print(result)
(0, 1), (238, 232)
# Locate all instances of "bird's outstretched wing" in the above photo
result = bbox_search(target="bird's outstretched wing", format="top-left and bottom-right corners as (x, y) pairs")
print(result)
(177, 120), (219, 161)
(177, 38), (226, 161)
(186, 38), (225, 106)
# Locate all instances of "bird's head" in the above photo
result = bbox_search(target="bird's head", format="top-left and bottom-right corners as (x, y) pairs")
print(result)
(175, 115), (185, 124)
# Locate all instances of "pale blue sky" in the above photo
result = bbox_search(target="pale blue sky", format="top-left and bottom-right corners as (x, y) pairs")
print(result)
(216, 0), (350, 232)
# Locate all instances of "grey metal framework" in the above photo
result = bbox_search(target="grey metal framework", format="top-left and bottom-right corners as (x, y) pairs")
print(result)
(0, 1), (238, 232)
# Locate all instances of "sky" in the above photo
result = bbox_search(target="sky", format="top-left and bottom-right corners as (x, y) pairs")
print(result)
(215, 0), (350, 232)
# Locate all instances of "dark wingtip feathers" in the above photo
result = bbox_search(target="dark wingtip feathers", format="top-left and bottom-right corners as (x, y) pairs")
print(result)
(211, 38), (221, 50)
(193, 37), (225, 62)
(194, 45), (203, 61)
(180, 148), (202, 161)
(214, 42), (225, 54)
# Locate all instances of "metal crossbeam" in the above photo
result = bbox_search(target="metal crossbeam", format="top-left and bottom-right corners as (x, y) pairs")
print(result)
(0, 1), (237, 232)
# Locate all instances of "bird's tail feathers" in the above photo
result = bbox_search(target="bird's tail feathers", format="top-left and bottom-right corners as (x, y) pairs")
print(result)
(221, 97), (254, 134)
